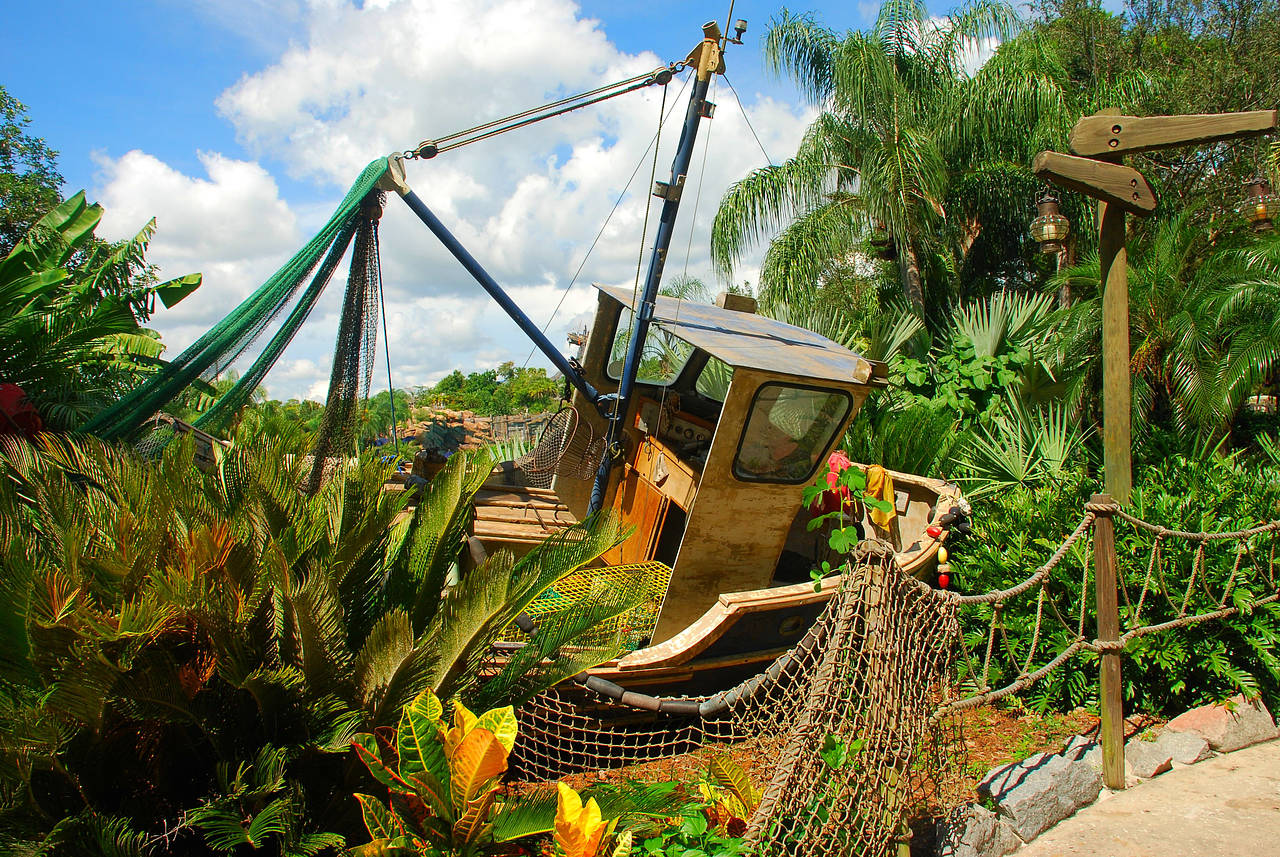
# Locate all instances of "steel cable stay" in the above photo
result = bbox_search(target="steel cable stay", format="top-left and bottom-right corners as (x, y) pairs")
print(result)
(404, 63), (684, 160)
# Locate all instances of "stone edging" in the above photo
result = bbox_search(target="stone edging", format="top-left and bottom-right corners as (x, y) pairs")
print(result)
(934, 694), (1280, 857)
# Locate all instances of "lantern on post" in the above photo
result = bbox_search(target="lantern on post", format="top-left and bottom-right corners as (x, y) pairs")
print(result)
(1029, 193), (1071, 254)
(1240, 175), (1279, 233)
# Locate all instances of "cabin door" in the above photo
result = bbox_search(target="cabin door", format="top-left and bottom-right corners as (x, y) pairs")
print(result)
(603, 470), (668, 565)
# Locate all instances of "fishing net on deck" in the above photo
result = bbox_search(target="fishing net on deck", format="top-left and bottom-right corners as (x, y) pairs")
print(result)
(499, 560), (672, 649)
(510, 542), (969, 856)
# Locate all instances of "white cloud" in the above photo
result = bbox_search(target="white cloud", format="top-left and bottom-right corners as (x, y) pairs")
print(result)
(94, 149), (302, 344)
(95, 0), (813, 400)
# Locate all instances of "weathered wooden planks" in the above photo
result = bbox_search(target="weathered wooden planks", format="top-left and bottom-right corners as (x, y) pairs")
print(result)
(1033, 152), (1157, 216)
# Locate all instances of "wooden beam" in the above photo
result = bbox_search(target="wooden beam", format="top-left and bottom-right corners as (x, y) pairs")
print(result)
(1033, 151), (1157, 216)
(1070, 110), (1277, 157)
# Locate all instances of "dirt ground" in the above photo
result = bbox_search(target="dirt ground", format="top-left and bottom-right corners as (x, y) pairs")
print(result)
(547, 703), (1164, 854)
(558, 705), (1111, 799)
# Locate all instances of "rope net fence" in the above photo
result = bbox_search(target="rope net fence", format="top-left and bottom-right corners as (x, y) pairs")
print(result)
(504, 501), (1280, 855)
(935, 500), (1280, 718)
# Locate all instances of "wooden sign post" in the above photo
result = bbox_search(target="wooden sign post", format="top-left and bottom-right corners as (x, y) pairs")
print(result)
(1035, 109), (1277, 504)
(1097, 193), (1132, 504)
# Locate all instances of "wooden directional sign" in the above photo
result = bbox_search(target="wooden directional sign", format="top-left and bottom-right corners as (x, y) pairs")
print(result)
(1033, 151), (1158, 216)
(1069, 110), (1278, 157)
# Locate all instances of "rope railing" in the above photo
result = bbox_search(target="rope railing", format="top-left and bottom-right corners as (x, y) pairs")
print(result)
(931, 495), (1280, 789)
(504, 498), (1280, 851)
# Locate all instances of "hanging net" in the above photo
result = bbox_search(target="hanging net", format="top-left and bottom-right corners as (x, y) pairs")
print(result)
(509, 543), (969, 857)
(306, 192), (386, 493)
(80, 158), (392, 443)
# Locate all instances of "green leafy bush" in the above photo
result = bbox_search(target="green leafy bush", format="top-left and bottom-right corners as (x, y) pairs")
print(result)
(957, 447), (1280, 714)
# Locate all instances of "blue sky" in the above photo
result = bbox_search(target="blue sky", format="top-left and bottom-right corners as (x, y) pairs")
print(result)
(1, 0), (1032, 400)
(8, 0), (882, 199)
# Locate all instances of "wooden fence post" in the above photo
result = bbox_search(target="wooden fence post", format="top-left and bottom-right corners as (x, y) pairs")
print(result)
(1091, 493), (1125, 790)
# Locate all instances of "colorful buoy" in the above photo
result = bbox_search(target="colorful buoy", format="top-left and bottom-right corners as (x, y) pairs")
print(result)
(926, 524), (943, 539)
(936, 562), (951, 589)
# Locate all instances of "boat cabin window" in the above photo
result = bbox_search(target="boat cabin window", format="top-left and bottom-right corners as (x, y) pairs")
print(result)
(606, 310), (693, 386)
(733, 383), (852, 484)
(693, 357), (733, 402)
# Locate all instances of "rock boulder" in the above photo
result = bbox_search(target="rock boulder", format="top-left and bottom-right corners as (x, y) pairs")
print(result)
(933, 805), (1022, 857)
(1124, 738), (1173, 778)
(977, 751), (1103, 842)
(1152, 729), (1212, 765)
(1165, 694), (1278, 753)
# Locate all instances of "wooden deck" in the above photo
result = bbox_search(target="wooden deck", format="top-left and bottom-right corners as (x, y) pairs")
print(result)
(471, 479), (577, 547)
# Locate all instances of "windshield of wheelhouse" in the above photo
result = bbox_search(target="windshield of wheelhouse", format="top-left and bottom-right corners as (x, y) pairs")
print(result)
(733, 383), (852, 483)
(606, 309), (694, 386)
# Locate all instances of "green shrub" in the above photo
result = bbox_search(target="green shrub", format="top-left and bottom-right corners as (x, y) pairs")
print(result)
(957, 447), (1280, 715)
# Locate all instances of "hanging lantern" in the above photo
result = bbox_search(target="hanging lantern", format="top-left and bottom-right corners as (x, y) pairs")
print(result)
(869, 220), (896, 260)
(1029, 193), (1070, 254)
(1240, 176), (1280, 233)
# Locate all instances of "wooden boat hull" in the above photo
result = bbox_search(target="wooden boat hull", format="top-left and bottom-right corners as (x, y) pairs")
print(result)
(472, 464), (964, 701)
(590, 468), (963, 698)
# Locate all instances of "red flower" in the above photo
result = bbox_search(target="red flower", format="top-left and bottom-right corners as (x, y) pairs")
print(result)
(811, 450), (854, 516)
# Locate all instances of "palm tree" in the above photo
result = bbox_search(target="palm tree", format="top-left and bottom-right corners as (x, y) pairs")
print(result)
(712, 0), (1025, 310)
(710, 0), (1157, 313)
(1047, 207), (1280, 439)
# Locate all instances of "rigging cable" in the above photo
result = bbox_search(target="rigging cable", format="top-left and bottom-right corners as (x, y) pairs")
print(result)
(630, 77), (672, 314)
(373, 220), (400, 463)
(722, 74), (776, 166)
(406, 64), (682, 159)
(658, 74), (718, 421)
(680, 75), (716, 280)
(519, 70), (693, 369)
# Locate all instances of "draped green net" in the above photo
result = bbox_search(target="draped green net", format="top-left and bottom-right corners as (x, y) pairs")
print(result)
(79, 157), (393, 483)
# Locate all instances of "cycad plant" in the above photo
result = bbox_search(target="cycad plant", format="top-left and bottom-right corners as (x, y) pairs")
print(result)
(0, 430), (639, 853)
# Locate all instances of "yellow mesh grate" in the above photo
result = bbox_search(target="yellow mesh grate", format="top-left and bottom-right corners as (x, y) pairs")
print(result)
(500, 561), (673, 649)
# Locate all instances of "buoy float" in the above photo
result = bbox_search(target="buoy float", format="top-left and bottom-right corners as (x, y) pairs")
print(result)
(936, 562), (951, 590)
(937, 546), (948, 564)
(926, 524), (943, 539)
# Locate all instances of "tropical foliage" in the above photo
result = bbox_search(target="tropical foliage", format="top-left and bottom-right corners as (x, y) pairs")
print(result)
(0, 193), (201, 430)
(957, 446), (1280, 714)
(711, 0), (1081, 310)
(0, 431), (644, 853)
(417, 363), (561, 417)
(349, 688), (675, 857)
(0, 86), (62, 255)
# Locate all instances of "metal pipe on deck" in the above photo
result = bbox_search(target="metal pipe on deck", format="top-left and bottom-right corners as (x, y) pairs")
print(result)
(396, 188), (601, 406)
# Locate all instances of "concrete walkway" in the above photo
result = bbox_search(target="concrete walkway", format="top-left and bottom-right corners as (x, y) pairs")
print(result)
(1017, 739), (1280, 856)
